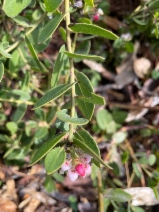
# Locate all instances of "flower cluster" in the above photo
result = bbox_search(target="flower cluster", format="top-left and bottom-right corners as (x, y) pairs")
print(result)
(60, 153), (92, 181)
(93, 8), (104, 22)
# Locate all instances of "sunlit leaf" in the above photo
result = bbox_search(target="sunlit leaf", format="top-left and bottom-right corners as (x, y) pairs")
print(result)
(45, 147), (65, 174)
(29, 133), (66, 166)
(69, 23), (118, 40)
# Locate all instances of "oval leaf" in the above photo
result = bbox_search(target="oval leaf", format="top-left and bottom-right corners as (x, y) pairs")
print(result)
(0, 62), (4, 82)
(29, 133), (66, 166)
(78, 93), (105, 105)
(63, 51), (105, 62)
(69, 23), (118, 40)
(38, 14), (64, 43)
(44, 0), (64, 12)
(104, 189), (132, 202)
(45, 147), (66, 174)
(75, 71), (94, 120)
(148, 0), (159, 10)
(112, 131), (127, 144)
(96, 109), (113, 130)
(33, 83), (75, 109)
(56, 110), (89, 125)
(3, 0), (32, 18)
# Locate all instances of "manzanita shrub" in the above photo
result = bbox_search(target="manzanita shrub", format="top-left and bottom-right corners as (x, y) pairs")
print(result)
(1, 0), (159, 211)
(0, 0), (118, 179)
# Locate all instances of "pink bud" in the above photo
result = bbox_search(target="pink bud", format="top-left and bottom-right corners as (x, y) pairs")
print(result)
(68, 169), (78, 181)
(61, 160), (72, 171)
(75, 164), (85, 177)
(85, 164), (91, 175)
(93, 14), (100, 22)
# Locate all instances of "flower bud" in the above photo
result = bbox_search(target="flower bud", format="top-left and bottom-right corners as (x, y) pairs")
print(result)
(93, 14), (100, 22)
(75, 163), (85, 177)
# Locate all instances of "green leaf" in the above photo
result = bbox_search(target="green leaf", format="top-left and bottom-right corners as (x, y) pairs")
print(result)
(84, 0), (94, 7)
(112, 132), (127, 144)
(56, 110), (89, 125)
(63, 51), (105, 62)
(104, 189), (132, 202)
(74, 129), (112, 169)
(34, 127), (48, 139)
(78, 93), (105, 105)
(29, 133), (66, 166)
(28, 23), (52, 53)
(132, 163), (141, 178)
(6, 122), (18, 135)
(59, 27), (67, 42)
(38, 14), (64, 43)
(96, 109), (113, 130)
(44, 0), (64, 12)
(9, 50), (21, 72)
(73, 137), (111, 169)
(25, 35), (47, 72)
(51, 45), (66, 87)
(74, 40), (91, 62)
(33, 83), (75, 109)
(0, 43), (12, 58)
(148, 154), (156, 166)
(78, 18), (92, 24)
(133, 17), (147, 25)
(69, 23), (118, 40)
(12, 104), (27, 122)
(3, 0), (32, 18)
(75, 71), (94, 120)
(148, 0), (159, 10)
(45, 147), (65, 174)
(0, 61), (4, 82)
(132, 206), (145, 212)
(44, 176), (56, 192)
(13, 16), (32, 27)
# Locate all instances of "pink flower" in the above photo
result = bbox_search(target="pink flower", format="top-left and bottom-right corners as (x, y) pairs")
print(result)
(67, 169), (78, 181)
(81, 154), (92, 164)
(60, 153), (92, 181)
(75, 164), (85, 177)
(61, 160), (72, 171)
(85, 164), (91, 175)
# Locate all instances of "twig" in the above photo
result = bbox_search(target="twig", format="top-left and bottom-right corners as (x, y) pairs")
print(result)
(98, 171), (104, 212)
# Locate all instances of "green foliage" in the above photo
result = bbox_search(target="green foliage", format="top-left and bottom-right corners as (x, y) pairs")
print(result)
(63, 51), (105, 62)
(56, 109), (89, 125)
(38, 14), (64, 43)
(104, 189), (132, 202)
(30, 133), (66, 166)
(0, 0), (158, 210)
(44, 0), (64, 12)
(69, 23), (119, 40)
(0, 62), (4, 82)
(75, 71), (94, 120)
(3, 0), (32, 17)
(33, 83), (75, 109)
(45, 147), (66, 174)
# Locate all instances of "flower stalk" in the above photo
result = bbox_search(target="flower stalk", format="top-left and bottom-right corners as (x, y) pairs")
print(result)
(65, 0), (76, 142)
